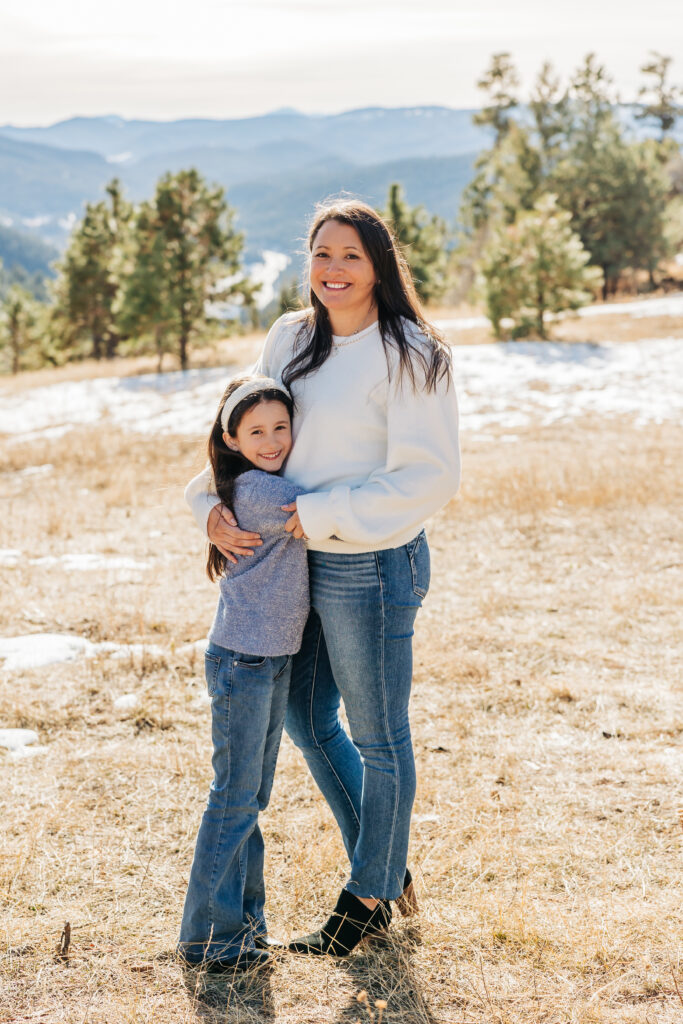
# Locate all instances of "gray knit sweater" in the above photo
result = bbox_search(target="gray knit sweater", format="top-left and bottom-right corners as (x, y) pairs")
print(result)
(208, 470), (309, 657)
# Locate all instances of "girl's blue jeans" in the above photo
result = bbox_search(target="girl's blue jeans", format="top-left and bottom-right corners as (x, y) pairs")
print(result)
(285, 531), (430, 900)
(178, 645), (291, 963)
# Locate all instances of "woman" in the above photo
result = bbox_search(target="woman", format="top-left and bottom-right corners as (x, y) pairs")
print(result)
(186, 199), (460, 956)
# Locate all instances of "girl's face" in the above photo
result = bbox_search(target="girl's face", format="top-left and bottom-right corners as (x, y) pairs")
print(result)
(225, 399), (292, 473)
(309, 219), (377, 318)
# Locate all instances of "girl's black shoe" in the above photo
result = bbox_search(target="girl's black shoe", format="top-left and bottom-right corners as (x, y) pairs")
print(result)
(289, 888), (392, 957)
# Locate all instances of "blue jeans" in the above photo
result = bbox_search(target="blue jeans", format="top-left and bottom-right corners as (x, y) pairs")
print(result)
(285, 531), (430, 900)
(178, 643), (291, 963)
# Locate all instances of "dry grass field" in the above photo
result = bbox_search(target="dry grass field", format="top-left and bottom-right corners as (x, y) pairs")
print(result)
(1, 321), (682, 1022)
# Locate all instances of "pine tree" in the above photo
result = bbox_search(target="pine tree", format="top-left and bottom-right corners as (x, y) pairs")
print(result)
(479, 194), (603, 339)
(473, 52), (520, 147)
(529, 62), (571, 174)
(121, 169), (245, 370)
(382, 183), (449, 304)
(636, 52), (682, 141)
(551, 128), (670, 296)
(0, 284), (38, 373)
(52, 179), (131, 360)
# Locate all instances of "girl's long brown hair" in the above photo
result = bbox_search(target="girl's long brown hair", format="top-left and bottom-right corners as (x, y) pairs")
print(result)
(206, 376), (294, 581)
(282, 199), (451, 393)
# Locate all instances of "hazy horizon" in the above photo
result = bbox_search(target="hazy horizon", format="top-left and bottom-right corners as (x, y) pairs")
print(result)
(2, 0), (681, 126)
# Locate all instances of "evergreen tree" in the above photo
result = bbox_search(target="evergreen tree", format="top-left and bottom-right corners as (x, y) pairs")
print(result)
(276, 279), (302, 318)
(382, 183), (449, 304)
(551, 128), (670, 295)
(0, 284), (38, 373)
(473, 52), (520, 147)
(636, 52), (682, 140)
(479, 194), (603, 339)
(52, 179), (131, 360)
(529, 61), (571, 174)
(121, 169), (245, 370)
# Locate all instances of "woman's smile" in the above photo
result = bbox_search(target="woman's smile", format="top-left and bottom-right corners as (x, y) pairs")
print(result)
(310, 219), (377, 332)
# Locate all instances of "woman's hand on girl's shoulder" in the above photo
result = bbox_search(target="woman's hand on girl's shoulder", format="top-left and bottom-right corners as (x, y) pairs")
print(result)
(207, 504), (262, 564)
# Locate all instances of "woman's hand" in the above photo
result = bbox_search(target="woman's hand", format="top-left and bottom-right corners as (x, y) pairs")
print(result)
(282, 503), (308, 540)
(207, 504), (262, 564)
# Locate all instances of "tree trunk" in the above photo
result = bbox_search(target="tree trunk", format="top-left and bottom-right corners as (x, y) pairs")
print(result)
(11, 326), (19, 374)
(179, 332), (188, 370)
(92, 332), (103, 360)
(155, 325), (164, 373)
(105, 331), (118, 359)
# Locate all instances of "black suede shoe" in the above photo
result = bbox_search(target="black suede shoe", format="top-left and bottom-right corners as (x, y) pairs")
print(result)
(182, 948), (273, 974)
(289, 888), (392, 957)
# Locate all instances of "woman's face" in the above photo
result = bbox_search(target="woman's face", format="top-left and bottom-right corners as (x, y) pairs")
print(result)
(309, 219), (377, 319)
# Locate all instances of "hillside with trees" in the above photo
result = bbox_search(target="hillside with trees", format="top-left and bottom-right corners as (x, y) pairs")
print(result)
(1, 51), (680, 371)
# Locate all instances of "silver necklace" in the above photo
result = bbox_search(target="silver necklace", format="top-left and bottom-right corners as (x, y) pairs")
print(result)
(332, 310), (378, 347)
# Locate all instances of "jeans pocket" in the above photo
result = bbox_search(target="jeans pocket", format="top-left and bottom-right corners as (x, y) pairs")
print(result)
(234, 652), (268, 668)
(407, 530), (431, 599)
(204, 651), (222, 697)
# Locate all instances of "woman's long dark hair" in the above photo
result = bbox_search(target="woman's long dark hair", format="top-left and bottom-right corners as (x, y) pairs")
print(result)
(206, 376), (294, 581)
(282, 199), (451, 393)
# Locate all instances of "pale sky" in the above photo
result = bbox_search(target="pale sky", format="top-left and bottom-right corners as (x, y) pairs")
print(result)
(2, 0), (682, 125)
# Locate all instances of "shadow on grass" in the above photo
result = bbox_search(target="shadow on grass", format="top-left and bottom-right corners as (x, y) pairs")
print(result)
(180, 962), (276, 1022)
(332, 924), (441, 1024)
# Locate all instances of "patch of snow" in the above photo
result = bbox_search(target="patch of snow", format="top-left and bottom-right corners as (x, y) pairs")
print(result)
(576, 293), (683, 319)
(0, 549), (21, 567)
(0, 729), (41, 761)
(249, 250), (290, 309)
(17, 463), (53, 478)
(107, 642), (165, 660)
(113, 693), (140, 710)
(0, 633), (165, 672)
(106, 152), (133, 164)
(435, 293), (683, 332)
(0, 633), (97, 671)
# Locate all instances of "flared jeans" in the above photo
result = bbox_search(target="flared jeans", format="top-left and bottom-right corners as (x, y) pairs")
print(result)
(285, 530), (430, 900)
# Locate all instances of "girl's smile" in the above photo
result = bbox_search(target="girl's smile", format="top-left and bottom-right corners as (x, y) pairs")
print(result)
(225, 399), (292, 473)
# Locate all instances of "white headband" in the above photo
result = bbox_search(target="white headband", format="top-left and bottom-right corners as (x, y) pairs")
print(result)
(220, 377), (290, 433)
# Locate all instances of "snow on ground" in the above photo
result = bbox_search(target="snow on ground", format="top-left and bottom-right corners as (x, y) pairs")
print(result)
(0, 633), (166, 672)
(434, 292), (683, 331)
(1, 336), (681, 444)
(0, 728), (46, 758)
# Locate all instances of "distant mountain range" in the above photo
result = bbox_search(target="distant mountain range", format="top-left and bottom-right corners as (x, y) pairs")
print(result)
(0, 105), (678, 276)
(0, 107), (488, 266)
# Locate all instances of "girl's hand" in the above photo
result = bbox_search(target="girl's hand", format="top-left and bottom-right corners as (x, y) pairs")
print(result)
(207, 504), (262, 564)
(282, 502), (308, 540)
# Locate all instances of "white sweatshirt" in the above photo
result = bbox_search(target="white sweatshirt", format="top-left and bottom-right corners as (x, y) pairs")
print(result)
(185, 312), (461, 554)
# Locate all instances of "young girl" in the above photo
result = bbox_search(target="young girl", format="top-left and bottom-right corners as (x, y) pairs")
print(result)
(178, 374), (308, 973)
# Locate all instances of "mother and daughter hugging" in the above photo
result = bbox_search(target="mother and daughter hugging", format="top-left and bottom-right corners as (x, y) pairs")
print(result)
(178, 199), (461, 973)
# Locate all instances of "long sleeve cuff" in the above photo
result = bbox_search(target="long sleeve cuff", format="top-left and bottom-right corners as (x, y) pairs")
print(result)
(296, 491), (337, 542)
